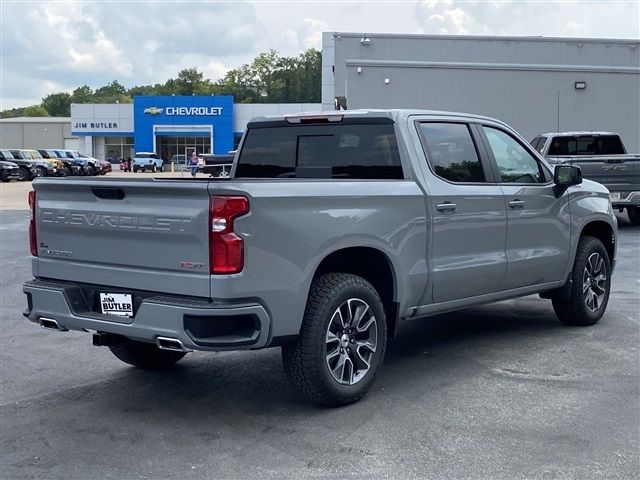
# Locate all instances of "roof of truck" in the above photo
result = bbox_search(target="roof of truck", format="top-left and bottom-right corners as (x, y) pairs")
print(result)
(248, 109), (505, 125)
(539, 131), (620, 137)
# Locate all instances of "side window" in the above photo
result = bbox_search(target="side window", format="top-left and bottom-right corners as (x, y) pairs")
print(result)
(530, 137), (541, 150)
(535, 137), (547, 154)
(419, 123), (485, 183)
(483, 127), (545, 184)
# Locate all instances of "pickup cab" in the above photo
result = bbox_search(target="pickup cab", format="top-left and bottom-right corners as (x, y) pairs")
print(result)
(23, 110), (617, 406)
(132, 152), (163, 173)
(531, 132), (640, 224)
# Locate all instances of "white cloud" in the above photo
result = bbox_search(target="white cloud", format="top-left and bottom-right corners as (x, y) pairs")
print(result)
(1, 0), (638, 109)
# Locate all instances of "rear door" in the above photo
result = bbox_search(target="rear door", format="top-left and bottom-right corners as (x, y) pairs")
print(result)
(478, 125), (570, 289)
(415, 120), (507, 303)
(34, 179), (212, 297)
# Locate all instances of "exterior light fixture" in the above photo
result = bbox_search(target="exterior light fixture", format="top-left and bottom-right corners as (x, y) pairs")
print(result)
(384, 78), (390, 85)
(361, 36), (371, 45)
(575, 81), (587, 90)
(357, 67), (362, 74)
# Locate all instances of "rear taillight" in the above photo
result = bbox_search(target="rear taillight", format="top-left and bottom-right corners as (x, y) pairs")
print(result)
(28, 190), (37, 256)
(209, 196), (249, 274)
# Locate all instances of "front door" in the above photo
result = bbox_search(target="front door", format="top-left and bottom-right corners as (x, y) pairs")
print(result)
(416, 121), (508, 303)
(479, 125), (570, 289)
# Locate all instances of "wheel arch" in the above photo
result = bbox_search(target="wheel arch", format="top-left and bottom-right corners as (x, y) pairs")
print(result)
(311, 246), (399, 338)
(579, 220), (615, 264)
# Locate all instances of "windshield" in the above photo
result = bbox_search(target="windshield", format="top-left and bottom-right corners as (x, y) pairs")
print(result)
(1, 150), (15, 159)
(30, 151), (43, 159)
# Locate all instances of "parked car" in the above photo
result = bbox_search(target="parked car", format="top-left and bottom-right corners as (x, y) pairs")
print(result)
(0, 149), (37, 181)
(25, 149), (66, 177)
(198, 153), (234, 177)
(38, 149), (81, 176)
(23, 110), (617, 406)
(532, 132), (640, 224)
(0, 158), (20, 182)
(8, 149), (55, 179)
(132, 152), (163, 172)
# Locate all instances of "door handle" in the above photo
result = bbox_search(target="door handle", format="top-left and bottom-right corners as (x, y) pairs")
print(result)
(508, 200), (526, 209)
(436, 202), (458, 212)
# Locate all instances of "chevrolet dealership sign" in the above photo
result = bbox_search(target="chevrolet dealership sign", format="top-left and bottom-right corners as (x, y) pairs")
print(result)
(144, 106), (223, 116)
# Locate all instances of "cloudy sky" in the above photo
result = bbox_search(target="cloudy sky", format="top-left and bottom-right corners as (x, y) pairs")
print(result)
(1, 0), (638, 109)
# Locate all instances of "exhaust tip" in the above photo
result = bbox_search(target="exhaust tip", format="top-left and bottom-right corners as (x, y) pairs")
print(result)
(156, 336), (191, 353)
(39, 317), (68, 332)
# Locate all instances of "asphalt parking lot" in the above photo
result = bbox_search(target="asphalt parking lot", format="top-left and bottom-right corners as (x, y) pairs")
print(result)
(0, 179), (638, 479)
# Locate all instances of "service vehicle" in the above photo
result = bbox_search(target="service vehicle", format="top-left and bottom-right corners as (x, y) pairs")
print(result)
(132, 152), (163, 173)
(8, 149), (56, 179)
(24, 110), (617, 406)
(531, 132), (640, 224)
(0, 158), (20, 182)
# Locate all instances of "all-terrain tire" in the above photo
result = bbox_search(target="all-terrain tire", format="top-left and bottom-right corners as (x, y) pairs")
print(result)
(282, 273), (387, 407)
(109, 338), (186, 369)
(552, 236), (611, 326)
(627, 207), (640, 226)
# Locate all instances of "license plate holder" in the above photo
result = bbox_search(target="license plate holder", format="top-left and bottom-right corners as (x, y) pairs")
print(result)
(100, 293), (134, 317)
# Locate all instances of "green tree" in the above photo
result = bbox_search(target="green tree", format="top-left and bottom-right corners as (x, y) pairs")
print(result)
(42, 92), (72, 116)
(93, 80), (129, 103)
(23, 105), (50, 116)
(71, 85), (93, 103)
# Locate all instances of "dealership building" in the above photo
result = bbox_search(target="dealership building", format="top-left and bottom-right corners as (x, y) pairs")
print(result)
(322, 32), (640, 151)
(2, 32), (639, 157)
(1, 98), (320, 161)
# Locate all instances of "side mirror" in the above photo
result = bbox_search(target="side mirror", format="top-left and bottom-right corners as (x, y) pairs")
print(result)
(554, 165), (582, 187)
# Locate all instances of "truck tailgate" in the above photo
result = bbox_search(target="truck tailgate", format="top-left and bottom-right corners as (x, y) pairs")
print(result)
(556, 155), (640, 192)
(33, 178), (212, 298)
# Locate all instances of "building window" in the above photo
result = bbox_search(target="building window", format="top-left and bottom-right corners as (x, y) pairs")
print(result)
(104, 137), (133, 163)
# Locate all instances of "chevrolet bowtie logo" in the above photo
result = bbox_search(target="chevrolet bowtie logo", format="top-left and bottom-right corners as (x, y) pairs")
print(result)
(143, 107), (164, 115)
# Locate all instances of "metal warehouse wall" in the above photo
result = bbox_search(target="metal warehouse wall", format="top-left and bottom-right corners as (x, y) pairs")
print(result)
(323, 33), (640, 151)
(0, 119), (74, 149)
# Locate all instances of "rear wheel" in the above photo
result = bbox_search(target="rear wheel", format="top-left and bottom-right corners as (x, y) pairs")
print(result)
(152, 164), (157, 173)
(627, 207), (640, 226)
(109, 338), (186, 369)
(282, 273), (387, 406)
(552, 236), (611, 326)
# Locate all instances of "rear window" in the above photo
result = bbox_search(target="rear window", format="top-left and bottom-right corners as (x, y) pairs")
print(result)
(547, 135), (625, 155)
(235, 123), (403, 179)
(136, 153), (159, 159)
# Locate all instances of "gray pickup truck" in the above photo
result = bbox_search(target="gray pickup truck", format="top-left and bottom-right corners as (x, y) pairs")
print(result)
(531, 132), (640, 224)
(24, 110), (617, 406)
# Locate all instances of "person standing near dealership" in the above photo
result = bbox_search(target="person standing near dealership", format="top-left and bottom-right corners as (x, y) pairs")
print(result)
(189, 151), (198, 177)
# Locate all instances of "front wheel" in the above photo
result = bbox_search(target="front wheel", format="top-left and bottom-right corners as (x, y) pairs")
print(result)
(17, 167), (30, 181)
(152, 164), (157, 173)
(34, 167), (46, 178)
(627, 207), (640, 226)
(552, 236), (611, 326)
(109, 338), (186, 369)
(282, 273), (387, 406)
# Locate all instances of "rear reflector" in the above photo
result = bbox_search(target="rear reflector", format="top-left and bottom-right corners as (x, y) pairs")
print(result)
(209, 196), (249, 274)
(28, 190), (37, 256)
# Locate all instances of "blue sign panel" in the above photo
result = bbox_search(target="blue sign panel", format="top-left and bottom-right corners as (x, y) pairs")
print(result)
(133, 95), (234, 155)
